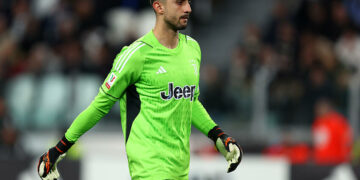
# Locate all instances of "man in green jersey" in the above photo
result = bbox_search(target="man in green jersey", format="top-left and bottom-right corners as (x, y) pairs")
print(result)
(37, 0), (243, 179)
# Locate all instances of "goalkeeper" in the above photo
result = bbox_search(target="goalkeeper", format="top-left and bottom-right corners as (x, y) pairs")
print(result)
(37, 0), (243, 179)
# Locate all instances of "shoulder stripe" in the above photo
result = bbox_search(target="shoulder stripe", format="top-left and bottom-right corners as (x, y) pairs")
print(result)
(118, 43), (146, 73)
(114, 42), (135, 70)
(115, 41), (143, 70)
(186, 36), (197, 42)
(114, 42), (142, 71)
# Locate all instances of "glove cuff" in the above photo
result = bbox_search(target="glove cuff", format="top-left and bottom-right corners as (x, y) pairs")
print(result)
(54, 136), (74, 154)
(208, 126), (226, 143)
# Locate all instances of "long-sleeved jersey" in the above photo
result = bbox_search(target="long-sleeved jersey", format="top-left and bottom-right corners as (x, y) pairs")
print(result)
(64, 31), (216, 180)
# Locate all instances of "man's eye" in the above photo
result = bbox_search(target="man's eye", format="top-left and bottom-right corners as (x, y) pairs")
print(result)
(176, 0), (184, 4)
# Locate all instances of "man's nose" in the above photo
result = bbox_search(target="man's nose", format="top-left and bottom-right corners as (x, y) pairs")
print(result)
(184, 1), (192, 13)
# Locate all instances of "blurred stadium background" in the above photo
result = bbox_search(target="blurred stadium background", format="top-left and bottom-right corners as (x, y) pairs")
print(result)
(1, 0), (360, 179)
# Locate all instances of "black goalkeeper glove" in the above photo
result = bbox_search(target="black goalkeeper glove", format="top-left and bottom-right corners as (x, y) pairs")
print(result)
(208, 126), (243, 173)
(37, 136), (73, 180)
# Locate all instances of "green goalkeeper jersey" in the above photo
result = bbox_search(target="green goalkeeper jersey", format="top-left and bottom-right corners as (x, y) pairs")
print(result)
(65, 31), (216, 179)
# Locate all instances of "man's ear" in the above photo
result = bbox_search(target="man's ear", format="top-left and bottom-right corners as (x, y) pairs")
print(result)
(153, 1), (165, 14)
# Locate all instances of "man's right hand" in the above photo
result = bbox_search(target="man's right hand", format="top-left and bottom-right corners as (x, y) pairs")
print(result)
(37, 150), (65, 180)
(37, 136), (74, 180)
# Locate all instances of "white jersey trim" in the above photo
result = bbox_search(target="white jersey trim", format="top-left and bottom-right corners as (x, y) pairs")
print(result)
(114, 42), (144, 71)
(186, 36), (197, 42)
(118, 43), (146, 73)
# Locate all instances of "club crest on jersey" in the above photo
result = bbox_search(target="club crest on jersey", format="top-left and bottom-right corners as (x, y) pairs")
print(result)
(161, 82), (196, 101)
(105, 73), (117, 89)
(189, 59), (198, 76)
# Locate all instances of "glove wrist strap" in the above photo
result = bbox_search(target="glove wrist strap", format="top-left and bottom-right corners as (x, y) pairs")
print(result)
(208, 126), (225, 143)
(54, 136), (74, 154)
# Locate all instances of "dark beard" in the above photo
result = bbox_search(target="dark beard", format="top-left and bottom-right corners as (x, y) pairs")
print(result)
(164, 17), (187, 31)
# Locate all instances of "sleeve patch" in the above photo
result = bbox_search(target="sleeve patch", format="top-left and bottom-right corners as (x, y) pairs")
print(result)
(105, 72), (117, 90)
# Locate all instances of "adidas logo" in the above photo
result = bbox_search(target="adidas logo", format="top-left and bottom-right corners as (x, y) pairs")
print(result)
(156, 66), (167, 74)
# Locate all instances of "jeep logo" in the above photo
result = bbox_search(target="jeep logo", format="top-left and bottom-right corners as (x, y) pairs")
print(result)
(160, 82), (196, 101)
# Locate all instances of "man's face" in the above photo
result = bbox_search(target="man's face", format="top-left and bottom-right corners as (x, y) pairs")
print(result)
(162, 0), (192, 30)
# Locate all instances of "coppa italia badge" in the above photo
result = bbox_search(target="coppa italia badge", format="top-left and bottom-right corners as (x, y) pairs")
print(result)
(105, 73), (117, 89)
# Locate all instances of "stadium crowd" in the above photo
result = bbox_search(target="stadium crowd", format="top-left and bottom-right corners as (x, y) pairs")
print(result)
(200, 0), (360, 163)
(223, 0), (360, 126)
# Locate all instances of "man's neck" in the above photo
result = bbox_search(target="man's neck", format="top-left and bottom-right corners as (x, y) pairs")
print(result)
(153, 21), (179, 49)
